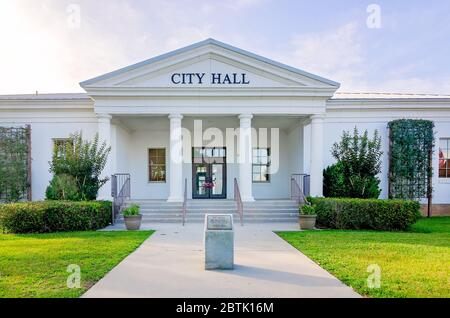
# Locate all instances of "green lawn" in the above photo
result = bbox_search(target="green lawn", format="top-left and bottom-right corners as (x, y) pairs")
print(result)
(0, 231), (153, 298)
(278, 217), (450, 298)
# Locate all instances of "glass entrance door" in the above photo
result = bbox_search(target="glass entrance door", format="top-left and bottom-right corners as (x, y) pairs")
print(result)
(192, 148), (227, 199)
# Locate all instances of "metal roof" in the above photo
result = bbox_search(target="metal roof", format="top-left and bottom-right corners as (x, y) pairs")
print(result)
(332, 92), (450, 99)
(0, 93), (90, 101)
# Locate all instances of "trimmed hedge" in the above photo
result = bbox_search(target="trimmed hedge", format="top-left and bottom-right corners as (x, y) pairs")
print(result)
(0, 201), (112, 233)
(308, 197), (421, 231)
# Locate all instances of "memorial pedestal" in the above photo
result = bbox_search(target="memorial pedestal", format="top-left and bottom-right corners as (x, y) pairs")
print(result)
(204, 214), (234, 270)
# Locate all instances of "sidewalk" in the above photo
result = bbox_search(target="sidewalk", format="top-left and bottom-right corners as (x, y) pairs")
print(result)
(83, 223), (360, 298)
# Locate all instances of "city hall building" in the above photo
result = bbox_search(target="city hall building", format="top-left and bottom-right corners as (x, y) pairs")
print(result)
(1, 39), (450, 216)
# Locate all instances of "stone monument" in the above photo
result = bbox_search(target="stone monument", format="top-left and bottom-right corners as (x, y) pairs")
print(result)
(204, 214), (234, 270)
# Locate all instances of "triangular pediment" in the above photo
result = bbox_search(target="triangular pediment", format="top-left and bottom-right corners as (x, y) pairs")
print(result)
(80, 38), (339, 94)
(115, 53), (308, 88)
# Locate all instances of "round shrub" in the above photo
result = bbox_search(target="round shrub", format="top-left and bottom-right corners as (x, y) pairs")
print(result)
(45, 174), (80, 201)
(323, 163), (346, 197)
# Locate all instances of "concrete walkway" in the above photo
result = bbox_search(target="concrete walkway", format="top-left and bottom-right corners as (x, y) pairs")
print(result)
(83, 223), (360, 298)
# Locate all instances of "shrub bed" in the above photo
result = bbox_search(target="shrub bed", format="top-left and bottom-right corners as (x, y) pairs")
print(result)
(0, 201), (112, 233)
(308, 197), (421, 231)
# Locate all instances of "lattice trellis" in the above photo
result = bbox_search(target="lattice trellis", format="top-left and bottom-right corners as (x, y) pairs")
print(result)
(0, 126), (31, 202)
(388, 119), (434, 216)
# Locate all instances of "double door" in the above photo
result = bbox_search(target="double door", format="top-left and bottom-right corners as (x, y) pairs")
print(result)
(192, 147), (226, 199)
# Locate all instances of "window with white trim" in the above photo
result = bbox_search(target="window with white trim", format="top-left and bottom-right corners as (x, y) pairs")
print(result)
(252, 148), (270, 183)
(439, 138), (450, 178)
(148, 148), (166, 182)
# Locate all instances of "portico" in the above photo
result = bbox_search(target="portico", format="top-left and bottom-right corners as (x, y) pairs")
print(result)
(93, 113), (321, 202)
(81, 38), (338, 202)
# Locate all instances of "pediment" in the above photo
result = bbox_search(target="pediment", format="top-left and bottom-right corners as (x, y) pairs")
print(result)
(80, 38), (339, 94)
(115, 54), (307, 88)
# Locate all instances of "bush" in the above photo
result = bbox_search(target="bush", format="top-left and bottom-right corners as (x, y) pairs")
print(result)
(45, 174), (80, 201)
(123, 204), (140, 217)
(308, 197), (421, 231)
(323, 163), (346, 197)
(300, 204), (316, 215)
(48, 132), (110, 201)
(324, 127), (382, 199)
(0, 201), (112, 233)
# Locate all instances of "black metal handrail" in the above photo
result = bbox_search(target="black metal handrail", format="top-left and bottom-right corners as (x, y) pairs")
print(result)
(111, 173), (131, 224)
(234, 178), (244, 226)
(182, 178), (187, 226)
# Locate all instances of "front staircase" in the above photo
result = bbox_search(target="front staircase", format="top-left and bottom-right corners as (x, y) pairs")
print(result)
(117, 199), (299, 224)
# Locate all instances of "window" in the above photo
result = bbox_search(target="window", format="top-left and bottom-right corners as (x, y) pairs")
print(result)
(149, 148), (166, 182)
(193, 147), (226, 164)
(252, 148), (270, 183)
(53, 138), (72, 158)
(439, 138), (450, 178)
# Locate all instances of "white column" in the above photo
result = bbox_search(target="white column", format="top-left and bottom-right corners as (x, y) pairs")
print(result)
(239, 114), (255, 202)
(167, 114), (184, 202)
(310, 114), (325, 197)
(97, 113), (112, 200)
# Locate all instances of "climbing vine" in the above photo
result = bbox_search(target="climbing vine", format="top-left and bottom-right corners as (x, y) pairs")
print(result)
(0, 126), (31, 202)
(388, 119), (434, 206)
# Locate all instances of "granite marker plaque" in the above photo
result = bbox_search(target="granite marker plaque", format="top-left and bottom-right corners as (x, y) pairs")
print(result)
(206, 214), (233, 230)
(204, 214), (234, 270)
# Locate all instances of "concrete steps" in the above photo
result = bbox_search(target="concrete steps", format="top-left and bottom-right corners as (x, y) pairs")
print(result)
(118, 199), (299, 224)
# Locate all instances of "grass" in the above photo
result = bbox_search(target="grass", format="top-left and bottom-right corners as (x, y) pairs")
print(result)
(278, 217), (450, 298)
(0, 231), (153, 298)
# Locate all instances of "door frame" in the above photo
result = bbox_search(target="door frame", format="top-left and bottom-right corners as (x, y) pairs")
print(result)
(191, 147), (227, 199)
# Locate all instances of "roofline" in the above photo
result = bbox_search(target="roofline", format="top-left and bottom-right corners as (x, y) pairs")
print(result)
(79, 38), (340, 88)
(0, 94), (91, 102)
(330, 98), (450, 103)
(326, 98), (450, 111)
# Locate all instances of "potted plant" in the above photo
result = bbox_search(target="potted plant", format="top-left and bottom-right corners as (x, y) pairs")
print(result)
(299, 204), (317, 230)
(123, 204), (142, 230)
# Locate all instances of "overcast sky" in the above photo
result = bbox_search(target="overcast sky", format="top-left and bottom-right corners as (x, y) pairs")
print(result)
(1, 0), (450, 94)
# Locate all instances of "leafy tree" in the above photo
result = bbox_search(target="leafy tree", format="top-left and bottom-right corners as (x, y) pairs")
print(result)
(324, 127), (383, 199)
(47, 132), (110, 201)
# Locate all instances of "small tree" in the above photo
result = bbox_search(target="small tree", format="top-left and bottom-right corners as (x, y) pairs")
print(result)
(324, 127), (383, 198)
(47, 132), (110, 201)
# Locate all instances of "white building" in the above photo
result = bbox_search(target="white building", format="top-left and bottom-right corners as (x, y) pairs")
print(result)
(1, 39), (449, 214)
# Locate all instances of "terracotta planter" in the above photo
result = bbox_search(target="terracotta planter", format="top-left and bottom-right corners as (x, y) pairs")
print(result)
(124, 215), (142, 230)
(299, 215), (317, 230)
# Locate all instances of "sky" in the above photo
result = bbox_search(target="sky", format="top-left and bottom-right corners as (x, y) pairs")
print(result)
(1, 0), (450, 94)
